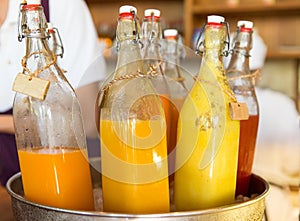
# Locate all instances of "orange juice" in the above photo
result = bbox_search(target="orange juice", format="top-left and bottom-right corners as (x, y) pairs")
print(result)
(18, 147), (94, 211)
(168, 98), (184, 181)
(100, 119), (170, 213)
(159, 94), (172, 152)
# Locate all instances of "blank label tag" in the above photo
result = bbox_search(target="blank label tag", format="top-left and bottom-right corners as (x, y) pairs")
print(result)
(229, 102), (249, 120)
(12, 73), (50, 100)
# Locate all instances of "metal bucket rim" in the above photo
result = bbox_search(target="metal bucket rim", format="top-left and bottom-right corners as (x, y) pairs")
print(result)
(6, 172), (270, 218)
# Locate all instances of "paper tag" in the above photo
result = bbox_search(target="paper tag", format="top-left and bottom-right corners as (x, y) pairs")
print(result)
(229, 102), (249, 120)
(12, 73), (50, 100)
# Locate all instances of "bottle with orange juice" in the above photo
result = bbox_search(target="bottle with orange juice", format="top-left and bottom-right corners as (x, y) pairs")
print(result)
(174, 15), (240, 211)
(13, 0), (94, 211)
(99, 5), (170, 214)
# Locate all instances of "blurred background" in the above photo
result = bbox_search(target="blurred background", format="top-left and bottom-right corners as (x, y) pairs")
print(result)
(86, 0), (300, 111)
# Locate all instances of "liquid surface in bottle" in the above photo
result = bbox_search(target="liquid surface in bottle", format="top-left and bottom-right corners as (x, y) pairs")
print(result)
(236, 114), (259, 196)
(100, 119), (170, 213)
(18, 147), (94, 211)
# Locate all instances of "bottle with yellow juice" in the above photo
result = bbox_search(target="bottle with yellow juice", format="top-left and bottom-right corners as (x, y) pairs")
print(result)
(174, 15), (240, 211)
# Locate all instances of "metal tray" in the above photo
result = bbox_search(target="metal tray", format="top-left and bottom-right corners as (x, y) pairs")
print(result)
(7, 173), (269, 221)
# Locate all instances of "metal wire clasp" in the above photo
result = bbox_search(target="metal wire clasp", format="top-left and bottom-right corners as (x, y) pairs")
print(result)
(131, 9), (140, 44)
(222, 21), (231, 57)
(194, 22), (206, 56)
(18, 1), (27, 42)
(149, 12), (156, 41)
(47, 25), (64, 58)
(194, 21), (231, 57)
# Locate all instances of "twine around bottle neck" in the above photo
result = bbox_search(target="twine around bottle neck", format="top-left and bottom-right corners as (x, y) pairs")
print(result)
(100, 61), (162, 94)
(21, 51), (57, 80)
(227, 69), (261, 86)
(195, 76), (237, 102)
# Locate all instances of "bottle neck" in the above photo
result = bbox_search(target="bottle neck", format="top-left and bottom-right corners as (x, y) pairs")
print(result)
(26, 36), (51, 56)
(115, 17), (145, 78)
(20, 4), (54, 74)
(142, 18), (162, 60)
(202, 24), (227, 78)
(227, 50), (250, 74)
(19, 4), (48, 40)
(163, 39), (180, 77)
(227, 31), (252, 75)
(142, 18), (162, 40)
(24, 36), (65, 81)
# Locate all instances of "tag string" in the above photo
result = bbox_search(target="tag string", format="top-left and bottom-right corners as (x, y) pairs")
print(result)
(194, 69), (260, 103)
(100, 61), (162, 94)
(194, 76), (238, 103)
(21, 51), (57, 80)
(227, 69), (261, 85)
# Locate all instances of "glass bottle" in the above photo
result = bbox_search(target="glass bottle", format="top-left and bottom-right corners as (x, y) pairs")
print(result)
(99, 5), (170, 214)
(226, 20), (259, 196)
(174, 15), (240, 210)
(47, 22), (64, 58)
(141, 9), (173, 177)
(13, 0), (94, 211)
(162, 29), (189, 182)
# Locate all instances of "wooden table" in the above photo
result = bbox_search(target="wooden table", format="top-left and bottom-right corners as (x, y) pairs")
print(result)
(0, 185), (13, 221)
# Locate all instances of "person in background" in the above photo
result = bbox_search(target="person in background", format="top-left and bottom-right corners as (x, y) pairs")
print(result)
(0, 0), (106, 186)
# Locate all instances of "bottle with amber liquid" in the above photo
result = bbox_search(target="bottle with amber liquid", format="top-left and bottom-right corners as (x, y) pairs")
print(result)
(13, 0), (94, 211)
(226, 21), (259, 196)
(141, 9), (173, 177)
(99, 5), (170, 214)
(174, 15), (240, 210)
(162, 29), (189, 182)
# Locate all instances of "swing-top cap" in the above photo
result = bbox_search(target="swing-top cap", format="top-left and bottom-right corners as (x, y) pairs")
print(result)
(164, 29), (178, 37)
(26, 0), (41, 5)
(144, 9), (160, 17)
(47, 22), (54, 30)
(207, 15), (225, 24)
(119, 5), (137, 14)
(237, 20), (253, 29)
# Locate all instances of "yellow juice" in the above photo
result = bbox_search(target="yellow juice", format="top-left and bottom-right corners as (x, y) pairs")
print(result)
(100, 119), (170, 213)
(18, 147), (94, 211)
(174, 79), (240, 210)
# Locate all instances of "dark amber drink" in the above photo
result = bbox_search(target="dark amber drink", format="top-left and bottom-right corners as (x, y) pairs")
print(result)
(236, 115), (259, 196)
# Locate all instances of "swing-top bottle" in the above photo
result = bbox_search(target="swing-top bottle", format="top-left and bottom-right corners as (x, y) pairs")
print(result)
(161, 28), (190, 182)
(99, 5), (170, 214)
(174, 15), (240, 210)
(226, 20), (259, 196)
(13, 0), (94, 211)
(141, 9), (174, 174)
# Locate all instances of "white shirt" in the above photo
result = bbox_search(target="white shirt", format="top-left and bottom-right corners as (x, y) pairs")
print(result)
(0, 0), (106, 112)
(255, 87), (300, 145)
